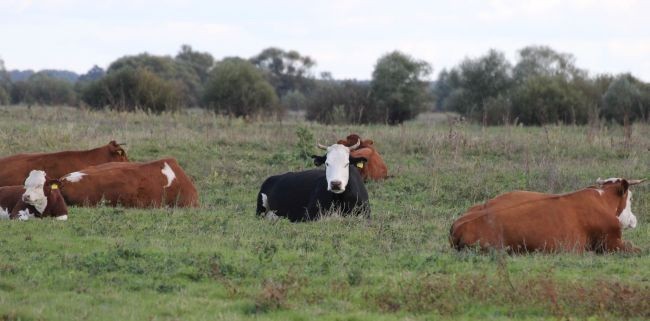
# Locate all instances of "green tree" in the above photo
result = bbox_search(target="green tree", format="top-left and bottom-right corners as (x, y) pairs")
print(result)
(603, 74), (647, 124)
(17, 73), (76, 106)
(370, 51), (432, 124)
(0, 58), (10, 105)
(108, 52), (201, 107)
(250, 47), (316, 97)
(203, 58), (279, 117)
(513, 45), (584, 81)
(510, 75), (589, 125)
(175, 44), (214, 83)
(305, 80), (372, 124)
(82, 68), (181, 113)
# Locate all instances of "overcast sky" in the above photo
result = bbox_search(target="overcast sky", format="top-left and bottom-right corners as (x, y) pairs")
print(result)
(1, 0), (649, 81)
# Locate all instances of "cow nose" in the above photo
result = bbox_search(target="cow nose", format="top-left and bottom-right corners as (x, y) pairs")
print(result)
(330, 180), (342, 190)
(22, 194), (31, 202)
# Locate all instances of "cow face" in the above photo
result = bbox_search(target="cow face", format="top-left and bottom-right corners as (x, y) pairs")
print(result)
(108, 140), (129, 162)
(619, 189), (637, 229)
(22, 170), (48, 214)
(312, 142), (366, 194)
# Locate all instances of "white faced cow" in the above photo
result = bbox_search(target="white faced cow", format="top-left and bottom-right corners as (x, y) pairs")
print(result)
(256, 140), (370, 222)
(0, 170), (69, 221)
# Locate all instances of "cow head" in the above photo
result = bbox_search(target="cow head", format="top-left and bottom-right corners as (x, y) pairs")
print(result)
(108, 140), (129, 162)
(337, 134), (374, 149)
(596, 178), (645, 229)
(21, 170), (69, 220)
(312, 140), (367, 194)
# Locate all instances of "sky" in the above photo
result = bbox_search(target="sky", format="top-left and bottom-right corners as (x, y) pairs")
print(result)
(1, 0), (649, 81)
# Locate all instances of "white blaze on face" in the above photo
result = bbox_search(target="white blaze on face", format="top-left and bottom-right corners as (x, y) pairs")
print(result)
(619, 191), (637, 229)
(161, 162), (176, 188)
(0, 207), (9, 220)
(64, 171), (86, 183)
(22, 170), (47, 214)
(324, 144), (351, 194)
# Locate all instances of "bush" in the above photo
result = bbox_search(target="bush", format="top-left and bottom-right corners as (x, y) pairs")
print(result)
(202, 58), (279, 117)
(13, 73), (77, 106)
(82, 68), (182, 113)
(305, 80), (372, 124)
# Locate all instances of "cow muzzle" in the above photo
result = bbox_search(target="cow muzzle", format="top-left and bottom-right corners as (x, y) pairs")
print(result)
(329, 180), (345, 193)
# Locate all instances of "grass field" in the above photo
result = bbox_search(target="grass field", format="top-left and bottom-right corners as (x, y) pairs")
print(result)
(0, 106), (649, 321)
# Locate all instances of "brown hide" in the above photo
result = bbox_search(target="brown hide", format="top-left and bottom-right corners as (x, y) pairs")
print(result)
(450, 181), (638, 253)
(0, 180), (69, 219)
(0, 141), (128, 187)
(337, 134), (388, 180)
(59, 158), (199, 208)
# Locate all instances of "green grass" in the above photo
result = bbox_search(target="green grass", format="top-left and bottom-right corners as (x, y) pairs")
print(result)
(1, 106), (649, 320)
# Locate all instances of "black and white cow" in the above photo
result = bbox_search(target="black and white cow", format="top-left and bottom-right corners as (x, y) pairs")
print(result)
(256, 140), (370, 222)
(0, 170), (69, 221)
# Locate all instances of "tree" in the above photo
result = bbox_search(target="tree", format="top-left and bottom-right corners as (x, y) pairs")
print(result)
(370, 51), (432, 124)
(13, 73), (76, 106)
(603, 74), (647, 124)
(202, 58), (279, 117)
(108, 52), (201, 107)
(0, 58), (10, 105)
(175, 44), (214, 83)
(305, 80), (372, 124)
(510, 75), (589, 125)
(78, 65), (106, 83)
(513, 45), (584, 82)
(82, 67), (181, 113)
(250, 47), (316, 97)
(434, 49), (512, 123)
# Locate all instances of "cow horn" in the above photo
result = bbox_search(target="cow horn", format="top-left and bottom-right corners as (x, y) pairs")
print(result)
(628, 179), (647, 186)
(348, 139), (361, 151)
(317, 143), (329, 150)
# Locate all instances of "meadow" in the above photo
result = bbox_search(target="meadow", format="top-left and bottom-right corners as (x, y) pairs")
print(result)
(0, 106), (649, 321)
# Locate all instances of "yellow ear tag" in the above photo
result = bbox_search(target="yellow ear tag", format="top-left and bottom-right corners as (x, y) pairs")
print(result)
(51, 184), (59, 190)
(356, 162), (364, 169)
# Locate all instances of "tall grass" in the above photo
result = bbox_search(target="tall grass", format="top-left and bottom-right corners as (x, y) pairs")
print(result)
(0, 106), (649, 320)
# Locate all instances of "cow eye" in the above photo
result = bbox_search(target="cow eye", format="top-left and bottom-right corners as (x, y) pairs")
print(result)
(325, 163), (329, 167)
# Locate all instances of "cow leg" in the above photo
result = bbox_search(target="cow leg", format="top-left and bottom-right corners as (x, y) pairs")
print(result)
(604, 235), (640, 253)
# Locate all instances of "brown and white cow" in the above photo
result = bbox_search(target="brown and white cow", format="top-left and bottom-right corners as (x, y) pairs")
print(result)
(450, 178), (644, 253)
(59, 158), (199, 208)
(0, 141), (128, 187)
(337, 134), (388, 181)
(0, 170), (69, 220)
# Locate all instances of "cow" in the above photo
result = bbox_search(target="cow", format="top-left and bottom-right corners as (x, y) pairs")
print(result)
(449, 178), (645, 253)
(59, 158), (199, 208)
(0, 170), (68, 221)
(256, 140), (370, 222)
(337, 134), (388, 181)
(0, 141), (129, 187)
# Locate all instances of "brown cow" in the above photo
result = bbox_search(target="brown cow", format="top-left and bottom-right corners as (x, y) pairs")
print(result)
(0, 170), (68, 220)
(59, 158), (199, 208)
(337, 134), (388, 180)
(0, 141), (128, 187)
(450, 178), (644, 253)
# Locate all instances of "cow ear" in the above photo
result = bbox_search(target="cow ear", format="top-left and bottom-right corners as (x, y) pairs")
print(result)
(364, 139), (374, 146)
(311, 155), (326, 166)
(350, 156), (368, 169)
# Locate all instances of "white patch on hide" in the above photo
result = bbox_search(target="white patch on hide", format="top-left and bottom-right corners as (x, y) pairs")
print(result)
(595, 189), (604, 196)
(261, 193), (278, 220)
(18, 209), (35, 221)
(619, 191), (637, 229)
(64, 171), (86, 183)
(324, 144), (351, 194)
(0, 207), (9, 220)
(161, 162), (176, 188)
(55, 215), (68, 221)
(22, 170), (47, 214)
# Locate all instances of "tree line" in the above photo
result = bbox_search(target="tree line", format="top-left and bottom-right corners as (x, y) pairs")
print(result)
(1, 44), (649, 125)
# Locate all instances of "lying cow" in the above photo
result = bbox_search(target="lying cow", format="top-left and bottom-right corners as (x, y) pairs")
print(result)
(450, 178), (644, 253)
(0, 141), (128, 187)
(59, 158), (199, 208)
(0, 170), (69, 220)
(337, 134), (388, 180)
(257, 140), (370, 222)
